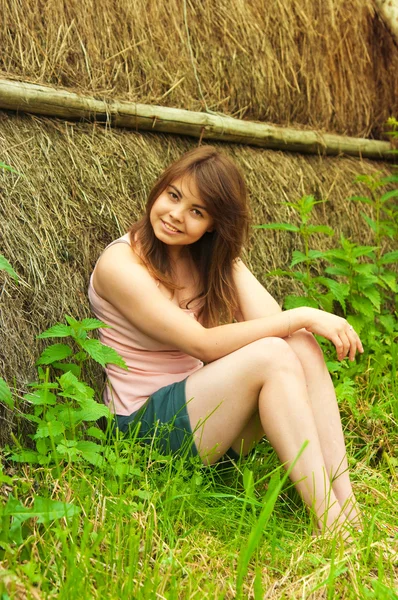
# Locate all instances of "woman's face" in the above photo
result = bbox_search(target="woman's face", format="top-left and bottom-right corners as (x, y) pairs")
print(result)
(150, 175), (214, 251)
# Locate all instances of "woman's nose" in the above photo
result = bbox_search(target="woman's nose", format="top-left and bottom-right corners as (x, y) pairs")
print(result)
(169, 207), (183, 222)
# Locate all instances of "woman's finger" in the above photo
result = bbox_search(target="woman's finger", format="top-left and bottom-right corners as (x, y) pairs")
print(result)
(338, 331), (351, 360)
(346, 325), (363, 361)
(331, 334), (345, 360)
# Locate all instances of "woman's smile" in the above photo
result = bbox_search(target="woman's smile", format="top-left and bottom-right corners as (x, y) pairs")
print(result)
(161, 219), (182, 234)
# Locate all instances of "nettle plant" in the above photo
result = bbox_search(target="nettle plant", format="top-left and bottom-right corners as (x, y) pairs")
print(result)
(0, 311), (140, 476)
(6, 317), (130, 468)
(255, 175), (398, 351)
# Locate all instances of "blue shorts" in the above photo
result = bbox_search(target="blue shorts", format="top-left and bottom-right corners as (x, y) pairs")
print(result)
(114, 378), (240, 462)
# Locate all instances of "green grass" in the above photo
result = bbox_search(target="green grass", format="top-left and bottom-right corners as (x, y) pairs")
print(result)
(1, 378), (397, 600)
(0, 322), (397, 599)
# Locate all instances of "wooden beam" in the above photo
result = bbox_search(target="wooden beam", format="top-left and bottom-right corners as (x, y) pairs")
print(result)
(0, 78), (393, 160)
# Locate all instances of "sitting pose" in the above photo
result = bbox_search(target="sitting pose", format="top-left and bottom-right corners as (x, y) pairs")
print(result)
(89, 146), (363, 536)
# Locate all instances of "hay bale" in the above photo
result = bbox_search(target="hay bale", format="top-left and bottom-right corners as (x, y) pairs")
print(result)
(1, 0), (397, 138)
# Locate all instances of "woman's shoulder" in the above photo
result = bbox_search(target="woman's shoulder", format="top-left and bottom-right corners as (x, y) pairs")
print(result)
(93, 233), (149, 297)
(101, 233), (144, 265)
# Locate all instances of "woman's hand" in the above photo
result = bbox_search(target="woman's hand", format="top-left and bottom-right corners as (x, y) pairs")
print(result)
(298, 307), (364, 361)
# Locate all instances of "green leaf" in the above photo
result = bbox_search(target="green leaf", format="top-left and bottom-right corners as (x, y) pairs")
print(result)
(352, 245), (378, 259)
(378, 315), (397, 334)
(283, 295), (319, 310)
(36, 344), (73, 366)
(289, 251), (307, 267)
(253, 223), (300, 232)
(378, 273), (398, 292)
(347, 314), (368, 335)
(379, 221), (398, 239)
(81, 452), (104, 467)
(380, 174), (398, 184)
(324, 265), (350, 277)
(297, 195), (320, 217)
(347, 195), (373, 205)
(0, 162), (22, 175)
(9, 450), (41, 463)
(3, 496), (32, 543)
(86, 426), (106, 440)
(289, 249), (325, 267)
(361, 287), (381, 311)
(33, 497), (80, 523)
(65, 315), (79, 326)
(80, 318), (110, 331)
(380, 189), (398, 203)
(317, 292), (334, 313)
(34, 421), (66, 439)
(353, 273), (379, 289)
(0, 254), (18, 281)
(379, 251), (398, 265)
(23, 389), (57, 406)
(114, 463), (141, 477)
(350, 296), (376, 319)
(316, 278), (350, 312)
(37, 324), (73, 339)
(324, 248), (351, 262)
(360, 212), (377, 233)
(80, 339), (127, 369)
(301, 224), (334, 236)
(74, 400), (111, 422)
(76, 441), (103, 453)
(0, 378), (14, 409)
(36, 438), (49, 455)
(266, 269), (296, 278)
(58, 371), (94, 402)
(51, 362), (81, 377)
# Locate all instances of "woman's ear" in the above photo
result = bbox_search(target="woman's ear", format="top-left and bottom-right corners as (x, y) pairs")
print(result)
(206, 227), (214, 233)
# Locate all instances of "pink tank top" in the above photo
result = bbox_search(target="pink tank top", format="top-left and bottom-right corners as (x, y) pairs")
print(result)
(88, 234), (203, 415)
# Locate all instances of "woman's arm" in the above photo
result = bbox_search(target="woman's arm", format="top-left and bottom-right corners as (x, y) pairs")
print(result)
(232, 258), (282, 321)
(94, 244), (363, 364)
(232, 258), (363, 361)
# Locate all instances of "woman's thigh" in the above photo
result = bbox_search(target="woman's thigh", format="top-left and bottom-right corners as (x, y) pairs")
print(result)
(185, 337), (299, 463)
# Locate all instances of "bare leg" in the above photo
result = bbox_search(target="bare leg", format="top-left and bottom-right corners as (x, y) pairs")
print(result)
(185, 338), (349, 533)
(223, 331), (361, 527)
(284, 331), (361, 526)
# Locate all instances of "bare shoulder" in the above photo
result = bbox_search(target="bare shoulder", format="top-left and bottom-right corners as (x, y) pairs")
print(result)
(93, 240), (149, 298)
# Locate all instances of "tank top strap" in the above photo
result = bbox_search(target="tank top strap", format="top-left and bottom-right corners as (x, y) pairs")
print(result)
(105, 233), (131, 251)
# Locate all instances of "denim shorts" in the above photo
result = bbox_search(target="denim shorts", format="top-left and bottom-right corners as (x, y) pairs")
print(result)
(114, 378), (240, 462)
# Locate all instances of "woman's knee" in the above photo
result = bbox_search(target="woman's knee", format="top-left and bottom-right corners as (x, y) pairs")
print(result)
(243, 337), (302, 374)
(287, 329), (325, 366)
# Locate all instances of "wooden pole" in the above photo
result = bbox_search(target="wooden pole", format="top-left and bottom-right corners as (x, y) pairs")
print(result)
(0, 78), (393, 160)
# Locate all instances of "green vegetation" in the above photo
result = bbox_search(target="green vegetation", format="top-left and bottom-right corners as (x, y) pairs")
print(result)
(0, 158), (397, 598)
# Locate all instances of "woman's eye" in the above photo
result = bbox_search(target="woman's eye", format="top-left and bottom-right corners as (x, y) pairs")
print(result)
(168, 191), (179, 201)
(191, 209), (203, 218)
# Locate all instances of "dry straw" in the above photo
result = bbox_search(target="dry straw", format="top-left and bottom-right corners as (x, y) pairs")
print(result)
(0, 0), (397, 138)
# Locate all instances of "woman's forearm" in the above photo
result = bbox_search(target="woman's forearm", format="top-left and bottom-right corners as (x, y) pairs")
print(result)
(199, 308), (307, 362)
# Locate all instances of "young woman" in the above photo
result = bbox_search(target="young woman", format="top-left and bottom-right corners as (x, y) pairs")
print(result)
(89, 145), (363, 536)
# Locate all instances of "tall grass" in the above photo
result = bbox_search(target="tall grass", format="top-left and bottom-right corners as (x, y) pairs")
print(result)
(0, 364), (397, 599)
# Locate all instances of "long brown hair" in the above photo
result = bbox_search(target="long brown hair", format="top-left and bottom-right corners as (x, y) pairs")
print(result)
(129, 146), (249, 326)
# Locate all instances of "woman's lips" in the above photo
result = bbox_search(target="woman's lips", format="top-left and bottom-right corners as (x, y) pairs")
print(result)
(161, 220), (182, 234)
